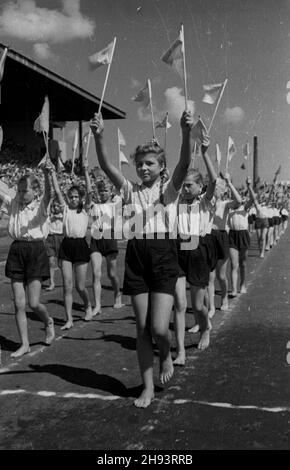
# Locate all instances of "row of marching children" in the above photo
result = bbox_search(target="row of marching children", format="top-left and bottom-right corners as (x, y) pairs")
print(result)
(0, 108), (288, 409)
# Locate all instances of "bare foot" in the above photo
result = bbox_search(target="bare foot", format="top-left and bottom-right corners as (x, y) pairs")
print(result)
(220, 299), (229, 311)
(198, 328), (210, 350)
(10, 345), (30, 358)
(45, 318), (55, 345)
(208, 308), (215, 319)
(92, 306), (102, 317)
(134, 389), (155, 408)
(173, 351), (186, 366)
(113, 294), (125, 309)
(260, 252), (264, 258)
(188, 324), (200, 333)
(45, 284), (55, 291)
(240, 285), (247, 294)
(159, 353), (174, 385)
(84, 305), (93, 321)
(60, 321), (73, 331)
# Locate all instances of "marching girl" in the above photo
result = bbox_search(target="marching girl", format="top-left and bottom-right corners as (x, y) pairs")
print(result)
(90, 110), (193, 409)
(0, 161), (55, 357)
(174, 137), (217, 366)
(51, 160), (93, 330)
(227, 178), (253, 296)
(207, 173), (242, 312)
(89, 177), (123, 315)
(44, 197), (64, 291)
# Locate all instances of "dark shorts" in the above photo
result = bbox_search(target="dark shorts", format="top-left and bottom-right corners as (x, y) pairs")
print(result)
(268, 217), (274, 227)
(123, 237), (179, 296)
(211, 230), (230, 263)
(273, 216), (280, 226)
(177, 237), (210, 288)
(90, 237), (118, 258)
(229, 230), (250, 252)
(5, 240), (49, 282)
(45, 233), (64, 258)
(58, 237), (91, 264)
(248, 215), (254, 224)
(282, 215), (288, 221)
(255, 217), (269, 229)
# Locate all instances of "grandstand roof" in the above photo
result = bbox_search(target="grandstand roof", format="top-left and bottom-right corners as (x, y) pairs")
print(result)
(0, 43), (126, 122)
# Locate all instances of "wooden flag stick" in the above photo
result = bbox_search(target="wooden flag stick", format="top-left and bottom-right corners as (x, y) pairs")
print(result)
(42, 131), (50, 162)
(208, 78), (228, 133)
(117, 129), (121, 172)
(71, 147), (76, 177)
(180, 24), (188, 110)
(147, 78), (155, 139)
(164, 112), (168, 151)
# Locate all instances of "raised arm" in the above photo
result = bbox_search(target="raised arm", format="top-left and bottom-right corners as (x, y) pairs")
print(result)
(90, 113), (125, 191)
(83, 160), (93, 207)
(245, 177), (259, 210)
(171, 110), (193, 191)
(50, 166), (66, 207)
(201, 137), (217, 200)
(221, 171), (242, 208)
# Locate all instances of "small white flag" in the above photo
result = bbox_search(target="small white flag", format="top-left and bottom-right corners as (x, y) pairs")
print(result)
(72, 128), (79, 152)
(155, 114), (171, 129)
(243, 142), (250, 160)
(88, 40), (115, 69)
(119, 150), (129, 165)
(216, 143), (222, 166)
(34, 96), (49, 134)
(202, 82), (224, 105)
(118, 128), (126, 147)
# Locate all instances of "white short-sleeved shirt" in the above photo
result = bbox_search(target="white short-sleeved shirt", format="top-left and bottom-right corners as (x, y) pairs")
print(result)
(90, 195), (122, 240)
(48, 213), (64, 235)
(177, 194), (215, 238)
(120, 178), (179, 237)
(256, 204), (268, 219)
(63, 205), (89, 238)
(281, 208), (289, 216)
(4, 195), (49, 240)
(228, 206), (249, 231)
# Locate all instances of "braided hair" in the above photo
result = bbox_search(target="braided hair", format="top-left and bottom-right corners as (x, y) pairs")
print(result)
(131, 139), (168, 206)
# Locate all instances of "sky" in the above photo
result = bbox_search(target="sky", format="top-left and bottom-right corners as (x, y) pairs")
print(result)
(1, 0), (290, 185)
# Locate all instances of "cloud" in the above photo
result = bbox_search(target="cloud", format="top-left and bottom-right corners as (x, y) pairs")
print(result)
(0, 0), (95, 43)
(224, 106), (245, 124)
(33, 43), (55, 60)
(164, 87), (195, 121)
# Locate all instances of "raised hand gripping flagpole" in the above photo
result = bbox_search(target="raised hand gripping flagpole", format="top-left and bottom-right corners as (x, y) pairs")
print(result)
(84, 37), (117, 164)
(147, 78), (156, 139)
(208, 78), (228, 133)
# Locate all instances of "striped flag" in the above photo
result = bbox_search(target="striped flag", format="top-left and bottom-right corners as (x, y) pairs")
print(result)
(191, 117), (208, 146)
(202, 82), (224, 105)
(155, 114), (171, 129)
(227, 136), (236, 162)
(88, 40), (115, 69)
(161, 26), (184, 79)
(132, 81), (150, 108)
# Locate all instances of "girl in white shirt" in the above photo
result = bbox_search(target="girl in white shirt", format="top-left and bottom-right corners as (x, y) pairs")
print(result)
(51, 161), (93, 330)
(0, 161), (55, 357)
(89, 178), (123, 314)
(90, 110), (193, 409)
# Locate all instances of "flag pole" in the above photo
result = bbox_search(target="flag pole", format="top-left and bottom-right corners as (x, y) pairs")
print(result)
(225, 137), (230, 173)
(180, 23), (188, 110)
(42, 131), (50, 162)
(147, 78), (155, 139)
(117, 129), (121, 172)
(71, 147), (76, 177)
(208, 78), (228, 133)
(85, 37), (117, 163)
(164, 112), (168, 152)
(191, 141), (196, 169)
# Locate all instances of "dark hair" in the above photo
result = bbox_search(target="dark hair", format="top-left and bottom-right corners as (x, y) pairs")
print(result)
(186, 168), (203, 186)
(131, 139), (168, 206)
(67, 185), (85, 213)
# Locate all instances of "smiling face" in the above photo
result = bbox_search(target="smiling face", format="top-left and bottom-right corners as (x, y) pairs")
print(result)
(135, 153), (164, 186)
(182, 174), (202, 202)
